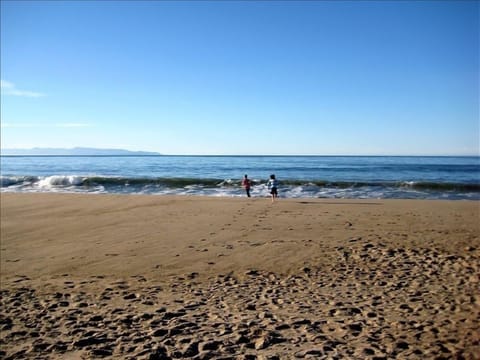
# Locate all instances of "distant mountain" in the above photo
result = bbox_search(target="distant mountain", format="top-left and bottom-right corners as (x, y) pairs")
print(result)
(1, 147), (162, 156)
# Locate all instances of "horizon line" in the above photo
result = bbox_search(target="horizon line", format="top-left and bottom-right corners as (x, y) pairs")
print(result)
(1, 153), (478, 158)
(1, 147), (478, 157)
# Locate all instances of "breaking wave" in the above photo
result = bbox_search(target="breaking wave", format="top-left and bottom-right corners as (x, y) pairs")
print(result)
(1, 175), (479, 199)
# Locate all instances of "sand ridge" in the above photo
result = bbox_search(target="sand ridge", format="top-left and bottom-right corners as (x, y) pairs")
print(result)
(1, 193), (479, 359)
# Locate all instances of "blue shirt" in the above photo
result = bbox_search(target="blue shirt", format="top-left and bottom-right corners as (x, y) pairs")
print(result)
(268, 179), (278, 189)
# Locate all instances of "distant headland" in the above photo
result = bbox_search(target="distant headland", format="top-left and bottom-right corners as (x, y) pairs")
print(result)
(1, 147), (162, 156)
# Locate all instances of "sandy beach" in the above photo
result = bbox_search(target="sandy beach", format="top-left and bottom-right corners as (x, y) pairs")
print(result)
(1, 193), (479, 359)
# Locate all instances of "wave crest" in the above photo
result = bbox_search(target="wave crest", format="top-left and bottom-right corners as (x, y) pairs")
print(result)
(38, 175), (85, 187)
(1, 175), (479, 199)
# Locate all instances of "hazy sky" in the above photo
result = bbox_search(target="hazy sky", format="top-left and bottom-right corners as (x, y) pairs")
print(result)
(1, 0), (478, 155)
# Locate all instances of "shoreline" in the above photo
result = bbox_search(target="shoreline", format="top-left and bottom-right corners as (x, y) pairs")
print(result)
(1, 193), (479, 358)
(2, 180), (479, 200)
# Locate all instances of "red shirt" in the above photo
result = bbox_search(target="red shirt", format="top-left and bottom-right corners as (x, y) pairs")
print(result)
(242, 178), (251, 189)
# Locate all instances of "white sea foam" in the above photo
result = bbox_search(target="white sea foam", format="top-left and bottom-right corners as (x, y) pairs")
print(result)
(37, 175), (85, 188)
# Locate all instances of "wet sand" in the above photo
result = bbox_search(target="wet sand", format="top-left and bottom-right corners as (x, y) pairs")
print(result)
(1, 193), (479, 359)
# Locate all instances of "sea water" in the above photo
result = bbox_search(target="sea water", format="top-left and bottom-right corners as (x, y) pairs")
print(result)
(1, 156), (479, 200)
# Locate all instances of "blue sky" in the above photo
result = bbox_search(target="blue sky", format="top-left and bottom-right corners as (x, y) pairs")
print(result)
(1, 1), (478, 155)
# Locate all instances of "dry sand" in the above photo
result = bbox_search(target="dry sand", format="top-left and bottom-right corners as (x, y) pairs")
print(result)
(1, 193), (479, 359)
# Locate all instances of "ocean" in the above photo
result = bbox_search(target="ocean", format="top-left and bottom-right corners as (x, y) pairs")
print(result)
(1, 156), (479, 200)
